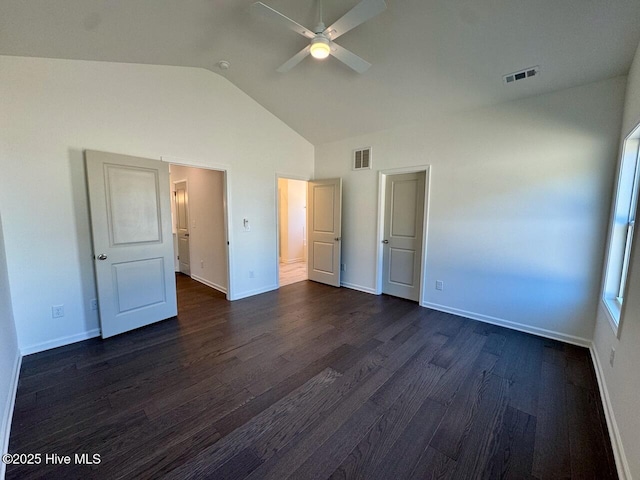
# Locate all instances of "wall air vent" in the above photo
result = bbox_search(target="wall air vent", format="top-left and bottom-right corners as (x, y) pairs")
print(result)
(503, 66), (540, 85)
(353, 147), (372, 170)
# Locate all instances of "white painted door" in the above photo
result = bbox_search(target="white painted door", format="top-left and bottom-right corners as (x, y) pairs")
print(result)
(382, 172), (425, 301)
(307, 178), (342, 287)
(86, 150), (178, 338)
(174, 180), (191, 276)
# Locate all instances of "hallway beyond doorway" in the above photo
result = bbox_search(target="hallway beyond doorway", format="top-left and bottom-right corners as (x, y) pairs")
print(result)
(279, 261), (307, 286)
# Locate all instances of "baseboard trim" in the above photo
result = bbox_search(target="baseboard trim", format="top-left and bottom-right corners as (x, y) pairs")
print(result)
(421, 302), (592, 347)
(20, 328), (101, 356)
(231, 284), (278, 301)
(589, 345), (631, 480)
(191, 275), (227, 294)
(341, 282), (378, 295)
(1, 352), (21, 480)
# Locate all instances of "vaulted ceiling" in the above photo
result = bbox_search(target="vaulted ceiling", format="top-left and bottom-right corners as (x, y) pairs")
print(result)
(1, 0), (639, 144)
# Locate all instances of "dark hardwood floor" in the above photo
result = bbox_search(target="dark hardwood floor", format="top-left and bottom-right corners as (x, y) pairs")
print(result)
(7, 274), (616, 479)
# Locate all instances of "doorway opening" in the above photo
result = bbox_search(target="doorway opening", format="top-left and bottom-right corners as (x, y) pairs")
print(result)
(376, 166), (430, 303)
(169, 164), (230, 297)
(277, 177), (309, 286)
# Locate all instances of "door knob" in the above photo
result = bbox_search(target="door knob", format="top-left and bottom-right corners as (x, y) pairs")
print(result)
(184, 234), (190, 237)
(97, 254), (108, 260)
(335, 237), (341, 241)
(382, 239), (389, 244)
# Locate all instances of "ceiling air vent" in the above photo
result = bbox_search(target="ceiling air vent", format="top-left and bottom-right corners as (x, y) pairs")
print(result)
(353, 147), (372, 171)
(503, 66), (540, 85)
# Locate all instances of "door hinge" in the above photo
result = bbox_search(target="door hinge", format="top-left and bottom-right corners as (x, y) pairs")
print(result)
(177, 255), (179, 260)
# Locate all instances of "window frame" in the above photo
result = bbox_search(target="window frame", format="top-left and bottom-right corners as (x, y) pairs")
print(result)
(602, 121), (640, 337)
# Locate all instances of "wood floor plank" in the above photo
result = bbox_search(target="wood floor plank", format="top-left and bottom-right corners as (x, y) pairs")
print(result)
(8, 409), (149, 480)
(213, 344), (358, 439)
(495, 333), (544, 417)
(426, 310), (467, 336)
(209, 447), (264, 480)
(114, 422), (222, 479)
(542, 344), (568, 367)
(408, 446), (457, 480)
(244, 365), (396, 480)
(162, 367), (341, 479)
(566, 383), (617, 479)
(288, 401), (383, 480)
(447, 373), (511, 479)
(427, 343), (494, 407)
(247, 350), (386, 464)
(376, 324), (435, 372)
(329, 339), (447, 479)
(565, 352), (598, 391)
(482, 332), (507, 356)
(429, 352), (499, 460)
(430, 322), (481, 369)
(532, 361), (571, 479)
(373, 308), (423, 342)
(327, 339), (382, 375)
(373, 398), (447, 480)
(484, 406), (537, 479)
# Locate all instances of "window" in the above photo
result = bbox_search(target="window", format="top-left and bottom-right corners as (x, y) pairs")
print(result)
(603, 123), (640, 332)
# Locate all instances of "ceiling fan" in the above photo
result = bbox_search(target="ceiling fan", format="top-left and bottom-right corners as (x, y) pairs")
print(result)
(251, 0), (387, 73)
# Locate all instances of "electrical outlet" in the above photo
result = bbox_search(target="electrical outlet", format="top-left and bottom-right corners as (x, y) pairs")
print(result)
(52, 305), (64, 318)
(90, 299), (98, 311)
(249, 270), (255, 278)
(435, 280), (444, 291)
(609, 347), (616, 367)
(201, 260), (204, 269)
(341, 263), (346, 272)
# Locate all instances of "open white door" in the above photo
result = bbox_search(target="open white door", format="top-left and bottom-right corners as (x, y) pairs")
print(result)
(174, 180), (191, 276)
(307, 178), (342, 287)
(86, 150), (177, 338)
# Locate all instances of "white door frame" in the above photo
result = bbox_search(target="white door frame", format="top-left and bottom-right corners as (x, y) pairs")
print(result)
(275, 173), (311, 287)
(376, 165), (431, 305)
(162, 156), (234, 301)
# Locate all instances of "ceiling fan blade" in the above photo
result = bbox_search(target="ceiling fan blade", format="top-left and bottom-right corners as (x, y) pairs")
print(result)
(277, 45), (311, 73)
(323, 0), (386, 40)
(251, 2), (315, 39)
(330, 43), (371, 73)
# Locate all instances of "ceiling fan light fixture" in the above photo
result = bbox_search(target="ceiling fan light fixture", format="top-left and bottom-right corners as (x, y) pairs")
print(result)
(251, 0), (387, 72)
(310, 37), (331, 59)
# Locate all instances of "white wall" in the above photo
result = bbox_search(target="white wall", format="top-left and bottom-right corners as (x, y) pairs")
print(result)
(0, 56), (314, 354)
(315, 76), (626, 343)
(170, 165), (228, 293)
(0, 213), (20, 479)
(593, 39), (640, 479)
